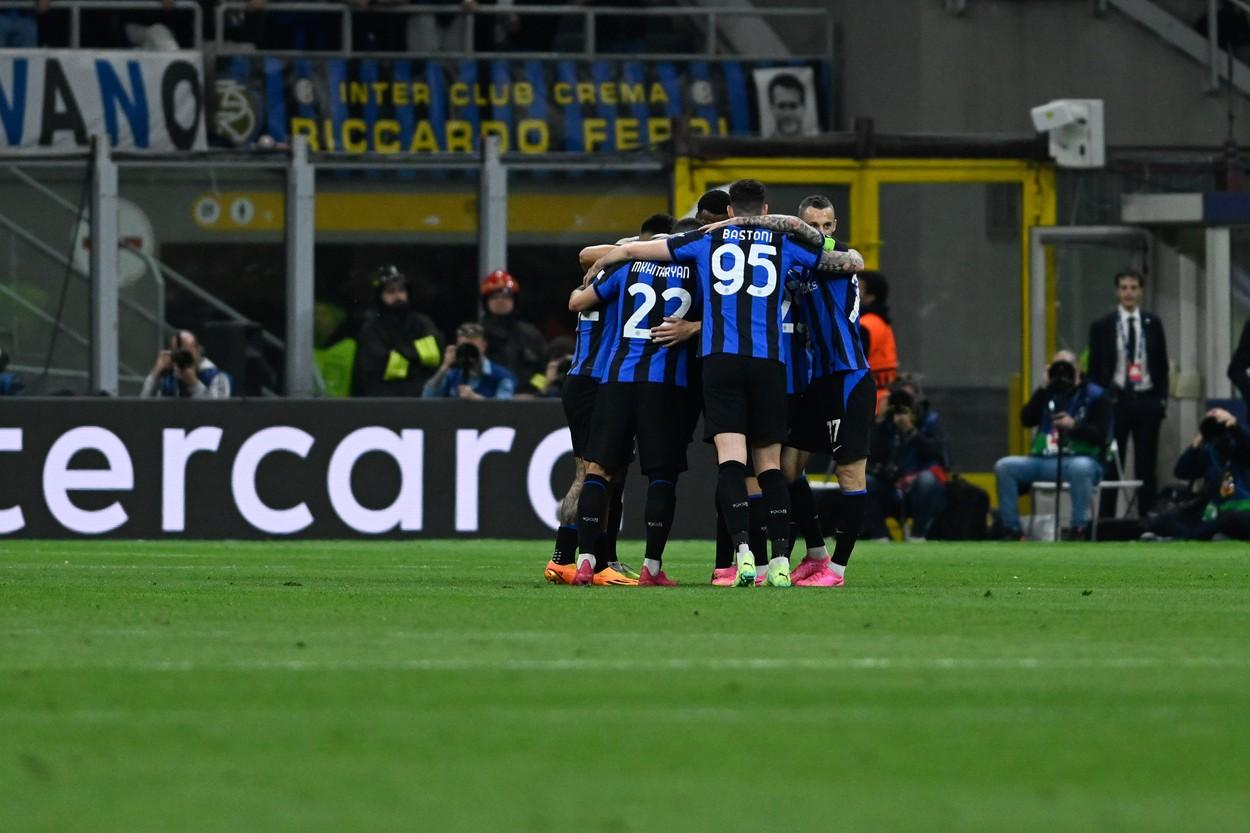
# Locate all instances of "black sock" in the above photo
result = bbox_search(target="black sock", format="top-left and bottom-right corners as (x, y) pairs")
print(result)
(600, 476), (625, 565)
(789, 477), (825, 551)
(834, 489), (867, 567)
(577, 474), (609, 566)
(644, 474), (678, 563)
(715, 504), (733, 569)
(757, 468), (792, 561)
(552, 525), (578, 565)
(748, 493), (768, 566)
(716, 461), (751, 549)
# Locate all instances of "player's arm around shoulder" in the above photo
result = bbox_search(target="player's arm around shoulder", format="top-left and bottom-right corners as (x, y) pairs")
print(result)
(702, 213), (824, 249)
(815, 246), (864, 274)
(584, 238), (673, 281)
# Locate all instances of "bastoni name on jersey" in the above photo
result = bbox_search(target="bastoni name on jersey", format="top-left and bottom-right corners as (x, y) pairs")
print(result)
(721, 228), (775, 242)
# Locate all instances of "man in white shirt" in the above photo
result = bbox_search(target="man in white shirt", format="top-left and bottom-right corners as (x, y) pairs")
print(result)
(1086, 270), (1169, 514)
(140, 330), (232, 400)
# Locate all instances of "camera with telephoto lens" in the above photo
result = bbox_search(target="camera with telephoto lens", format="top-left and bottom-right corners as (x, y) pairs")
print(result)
(172, 349), (196, 371)
(1200, 415), (1231, 443)
(886, 388), (916, 419)
(1046, 360), (1077, 396)
(453, 342), (482, 376)
(1199, 415), (1238, 456)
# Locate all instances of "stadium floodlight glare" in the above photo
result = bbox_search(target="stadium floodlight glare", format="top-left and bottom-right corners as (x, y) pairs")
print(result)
(1029, 98), (1105, 169)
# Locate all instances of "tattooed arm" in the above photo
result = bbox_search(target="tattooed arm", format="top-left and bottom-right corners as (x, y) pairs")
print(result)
(816, 247), (865, 274)
(702, 214), (826, 250)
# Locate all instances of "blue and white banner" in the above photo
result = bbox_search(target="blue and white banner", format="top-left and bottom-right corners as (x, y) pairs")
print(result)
(0, 50), (206, 154)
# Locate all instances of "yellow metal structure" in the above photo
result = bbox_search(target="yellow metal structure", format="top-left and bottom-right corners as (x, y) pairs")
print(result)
(674, 156), (1057, 457)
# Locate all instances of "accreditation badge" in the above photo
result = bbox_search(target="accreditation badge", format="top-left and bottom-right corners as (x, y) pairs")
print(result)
(1127, 362), (1144, 384)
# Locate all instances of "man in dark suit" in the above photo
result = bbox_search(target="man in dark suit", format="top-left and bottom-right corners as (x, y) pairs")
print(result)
(1087, 270), (1169, 514)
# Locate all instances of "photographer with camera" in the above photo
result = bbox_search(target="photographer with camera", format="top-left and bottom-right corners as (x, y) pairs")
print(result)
(539, 337), (575, 398)
(423, 322), (517, 400)
(1149, 409), (1250, 540)
(994, 350), (1110, 540)
(140, 329), (232, 399)
(0, 346), (24, 396)
(865, 377), (950, 540)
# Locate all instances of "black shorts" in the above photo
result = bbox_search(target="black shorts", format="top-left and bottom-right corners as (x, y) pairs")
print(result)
(584, 382), (691, 475)
(787, 369), (875, 463)
(683, 358), (704, 444)
(561, 374), (600, 458)
(787, 392), (805, 429)
(701, 354), (788, 446)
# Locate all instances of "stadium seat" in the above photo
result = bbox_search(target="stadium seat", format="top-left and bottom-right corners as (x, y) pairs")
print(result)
(1029, 442), (1141, 542)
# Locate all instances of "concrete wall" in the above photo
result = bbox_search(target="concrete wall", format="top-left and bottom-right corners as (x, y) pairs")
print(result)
(764, 0), (1247, 146)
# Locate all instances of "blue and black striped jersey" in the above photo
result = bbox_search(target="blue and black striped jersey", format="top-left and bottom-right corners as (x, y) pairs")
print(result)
(667, 226), (822, 365)
(591, 259), (700, 387)
(782, 286), (810, 395)
(792, 238), (870, 379)
(568, 304), (608, 379)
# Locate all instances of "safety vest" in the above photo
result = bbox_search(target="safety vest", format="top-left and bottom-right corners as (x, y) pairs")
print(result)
(860, 312), (898, 409)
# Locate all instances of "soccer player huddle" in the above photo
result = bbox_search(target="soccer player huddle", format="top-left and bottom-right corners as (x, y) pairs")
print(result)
(544, 179), (871, 588)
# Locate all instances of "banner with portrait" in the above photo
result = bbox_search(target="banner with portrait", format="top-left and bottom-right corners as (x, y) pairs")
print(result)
(210, 56), (832, 153)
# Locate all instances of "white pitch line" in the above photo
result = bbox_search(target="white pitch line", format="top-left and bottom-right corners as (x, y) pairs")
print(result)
(2, 656), (1248, 673)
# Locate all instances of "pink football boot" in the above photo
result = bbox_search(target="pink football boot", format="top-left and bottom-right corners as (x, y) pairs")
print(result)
(794, 566), (844, 587)
(791, 554), (831, 583)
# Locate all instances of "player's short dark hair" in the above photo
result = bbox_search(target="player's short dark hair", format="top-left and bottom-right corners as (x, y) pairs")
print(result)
(859, 271), (889, 304)
(768, 73), (805, 105)
(672, 217), (702, 234)
(728, 179), (767, 216)
(797, 194), (833, 215)
(1114, 269), (1144, 289)
(639, 213), (675, 237)
(696, 189), (730, 220)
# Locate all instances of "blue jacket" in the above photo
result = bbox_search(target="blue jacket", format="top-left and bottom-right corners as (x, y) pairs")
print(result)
(157, 365), (227, 398)
(0, 372), (24, 396)
(423, 358), (516, 399)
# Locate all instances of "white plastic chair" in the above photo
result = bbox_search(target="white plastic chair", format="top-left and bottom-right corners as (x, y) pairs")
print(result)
(1029, 441), (1142, 541)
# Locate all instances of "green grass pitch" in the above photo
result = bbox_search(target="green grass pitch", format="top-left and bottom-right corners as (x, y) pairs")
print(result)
(1, 539), (1248, 833)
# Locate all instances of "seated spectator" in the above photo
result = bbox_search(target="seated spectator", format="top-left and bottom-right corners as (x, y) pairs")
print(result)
(405, 0), (516, 53)
(0, 346), (25, 396)
(1150, 408), (1250, 540)
(994, 350), (1109, 540)
(865, 377), (949, 540)
(353, 265), (444, 397)
(141, 329), (232, 399)
(480, 269), (547, 395)
(540, 336), (574, 398)
(424, 322), (516, 399)
(0, 0), (43, 47)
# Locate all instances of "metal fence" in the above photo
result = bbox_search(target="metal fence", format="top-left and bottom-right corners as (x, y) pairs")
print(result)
(0, 1), (832, 60)
(0, 0), (203, 49)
